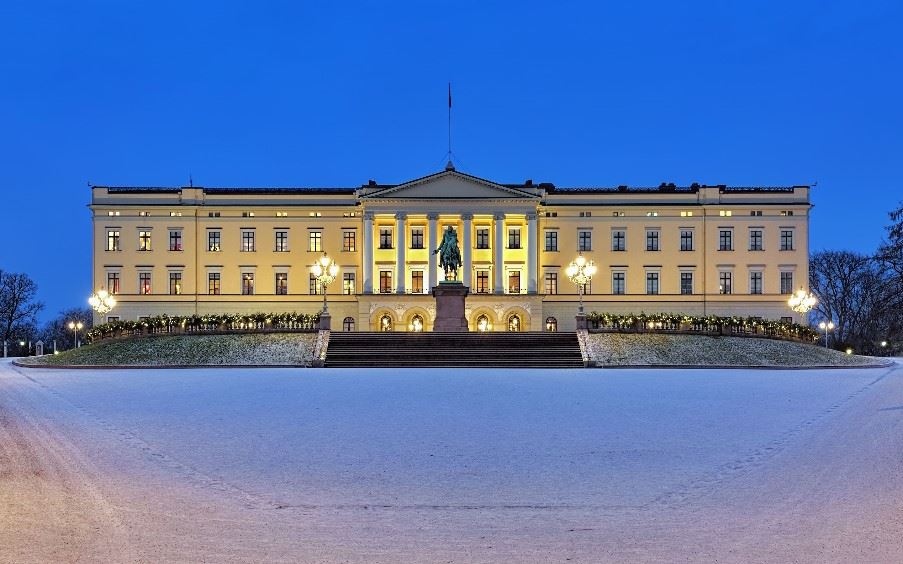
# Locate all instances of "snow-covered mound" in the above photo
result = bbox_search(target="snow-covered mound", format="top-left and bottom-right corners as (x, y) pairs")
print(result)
(19, 332), (318, 367)
(585, 333), (885, 367)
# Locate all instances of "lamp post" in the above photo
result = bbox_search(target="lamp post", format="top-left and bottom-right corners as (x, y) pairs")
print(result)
(818, 320), (835, 349)
(566, 253), (597, 328)
(88, 288), (117, 316)
(68, 321), (84, 349)
(788, 288), (817, 316)
(311, 252), (339, 329)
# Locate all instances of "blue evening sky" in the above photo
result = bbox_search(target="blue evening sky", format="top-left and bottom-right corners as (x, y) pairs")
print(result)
(1, 1), (901, 320)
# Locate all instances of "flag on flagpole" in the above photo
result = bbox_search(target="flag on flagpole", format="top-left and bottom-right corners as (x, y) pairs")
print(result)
(448, 83), (452, 108)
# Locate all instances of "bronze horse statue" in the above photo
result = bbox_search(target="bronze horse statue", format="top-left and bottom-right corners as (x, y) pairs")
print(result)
(434, 226), (462, 281)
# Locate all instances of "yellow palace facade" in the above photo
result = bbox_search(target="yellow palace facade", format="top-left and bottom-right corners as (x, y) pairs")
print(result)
(90, 167), (811, 331)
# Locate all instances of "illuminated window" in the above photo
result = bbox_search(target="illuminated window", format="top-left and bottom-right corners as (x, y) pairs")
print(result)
(208, 273), (220, 295)
(507, 314), (521, 332)
(106, 230), (120, 251)
(139, 272), (152, 295)
(207, 230), (221, 251)
(107, 272), (120, 294)
(241, 273), (254, 295)
(275, 231), (289, 252)
(169, 272), (182, 295)
(169, 230), (182, 251)
(719, 210), (732, 217)
(275, 273), (288, 295)
(138, 231), (152, 251)
(545, 317), (558, 332)
(343, 317), (355, 331)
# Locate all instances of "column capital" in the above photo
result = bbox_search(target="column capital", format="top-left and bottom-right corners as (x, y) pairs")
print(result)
(363, 211), (375, 221)
(461, 212), (474, 221)
(493, 212), (506, 221)
(526, 212), (538, 221)
(395, 212), (407, 220)
(427, 212), (440, 221)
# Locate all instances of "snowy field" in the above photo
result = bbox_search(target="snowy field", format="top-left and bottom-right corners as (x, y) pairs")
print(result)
(2, 358), (902, 563)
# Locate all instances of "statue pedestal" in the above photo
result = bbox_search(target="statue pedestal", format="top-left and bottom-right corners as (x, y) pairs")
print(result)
(431, 281), (470, 332)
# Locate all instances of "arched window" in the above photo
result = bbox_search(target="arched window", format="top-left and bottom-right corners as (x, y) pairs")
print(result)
(476, 314), (491, 332)
(545, 316), (558, 332)
(343, 317), (355, 332)
(379, 314), (393, 332)
(410, 314), (424, 332)
(507, 314), (521, 332)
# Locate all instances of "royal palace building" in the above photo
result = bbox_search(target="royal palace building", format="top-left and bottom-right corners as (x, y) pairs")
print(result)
(90, 167), (811, 331)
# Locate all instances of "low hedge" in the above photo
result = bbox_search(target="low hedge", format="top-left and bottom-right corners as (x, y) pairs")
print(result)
(86, 312), (321, 343)
(586, 312), (818, 342)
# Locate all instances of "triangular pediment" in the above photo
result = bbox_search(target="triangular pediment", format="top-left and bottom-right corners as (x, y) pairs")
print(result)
(361, 170), (540, 200)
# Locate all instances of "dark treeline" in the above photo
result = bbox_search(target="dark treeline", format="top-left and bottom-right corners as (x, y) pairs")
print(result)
(810, 202), (903, 355)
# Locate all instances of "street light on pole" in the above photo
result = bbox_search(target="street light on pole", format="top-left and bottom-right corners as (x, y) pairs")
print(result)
(310, 252), (339, 315)
(566, 253), (597, 318)
(88, 288), (117, 315)
(818, 320), (835, 349)
(68, 321), (84, 349)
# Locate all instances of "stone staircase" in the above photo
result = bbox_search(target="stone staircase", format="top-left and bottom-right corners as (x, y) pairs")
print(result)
(324, 331), (585, 368)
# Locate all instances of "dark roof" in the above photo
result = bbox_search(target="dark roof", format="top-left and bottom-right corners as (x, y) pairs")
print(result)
(547, 184), (805, 194)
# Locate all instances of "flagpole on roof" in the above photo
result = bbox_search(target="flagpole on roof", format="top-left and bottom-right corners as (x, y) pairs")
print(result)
(446, 82), (454, 171)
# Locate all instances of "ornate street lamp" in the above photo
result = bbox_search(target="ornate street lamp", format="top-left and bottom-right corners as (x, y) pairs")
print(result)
(788, 288), (816, 314)
(88, 288), (117, 315)
(565, 253), (597, 316)
(310, 252), (339, 314)
(68, 321), (84, 348)
(818, 320), (835, 349)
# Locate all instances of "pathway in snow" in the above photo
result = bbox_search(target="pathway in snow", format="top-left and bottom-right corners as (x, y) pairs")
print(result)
(1, 359), (902, 563)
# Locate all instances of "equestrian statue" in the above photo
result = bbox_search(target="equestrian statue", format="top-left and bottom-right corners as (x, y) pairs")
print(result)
(434, 225), (463, 281)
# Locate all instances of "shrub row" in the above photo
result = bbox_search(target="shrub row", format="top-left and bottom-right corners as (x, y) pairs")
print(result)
(86, 312), (321, 343)
(585, 312), (818, 341)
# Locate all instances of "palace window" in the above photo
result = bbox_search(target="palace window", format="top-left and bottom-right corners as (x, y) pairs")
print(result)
(544, 272), (558, 295)
(411, 271), (424, 294)
(612, 272), (625, 295)
(308, 231), (322, 252)
(578, 230), (592, 252)
(750, 271), (763, 294)
(719, 272), (732, 294)
(207, 230), (221, 251)
(780, 210), (794, 216)
(508, 227), (521, 249)
(476, 270), (490, 294)
(208, 273), (221, 295)
(275, 231), (289, 252)
(379, 314), (393, 332)
(544, 230), (558, 252)
(781, 230), (794, 251)
(208, 212), (221, 218)
(379, 228), (393, 249)
(379, 270), (392, 293)
(750, 210), (763, 216)
(108, 211), (121, 216)
(242, 211), (255, 218)
(646, 272), (659, 295)
(719, 230), (733, 251)
(476, 228), (490, 249)
(241, 273), (254, 295)
(241, 231), (255, 252)
(612, 211), (625, 217)
(309, 273), (322, 295)
(169, 230), (182, 251)
(507, 314), (521, 332)
(138, 231), (152, 251)
(719, 210), (733, 217)
(343, 231), (356, 252)
(508, 271), (521, 294)
(545, 317), (558, 332)
(477, 314), (491, 332)
(646, 211), (659, 217)
(343, 273), (355, 295)
(780, 272), (793, 295)
(646, 230), (659, 251)
(106, 230), (120, 251)
(611, 230), (625, 251)
(342, 317), (355, 332)
(169, 272), (182, 295)
(680, 230), (693, 251)
(410, 314), (424, 332)
(275, 272), (288, 295)
(342, 212), (357, 218)
(309, 212), (322, 217)
(680, 272), (693, 295)
(276, 211), (288, 217)
(680, 211), (694, 217)
(580, 281), (591, 295)
(579, 211), (592, 217)
(749, 230), (763, 251)
(107, 272), (120, 295)
(410, 227), (424, 249)
(139, 272), (152, 295)
(169, 211), (182, 217)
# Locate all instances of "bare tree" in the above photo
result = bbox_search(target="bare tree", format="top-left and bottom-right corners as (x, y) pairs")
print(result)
(41, 307), (93, 350)
(877, 201), (903, 276)
(809, 251), (901, 354)
(0, 270), (45, 344)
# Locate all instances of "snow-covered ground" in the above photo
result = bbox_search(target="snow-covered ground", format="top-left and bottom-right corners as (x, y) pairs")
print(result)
(2, 358), (902, 563)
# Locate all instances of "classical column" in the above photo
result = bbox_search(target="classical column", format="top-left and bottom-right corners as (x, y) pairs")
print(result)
(428, 213), (438, 288)
(494, 212), (505, 294)
(395, 212), (406, 294)
(363, 212), (374, 294)
(461, 213), (473, 287)
(527, 212), (538, 293)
